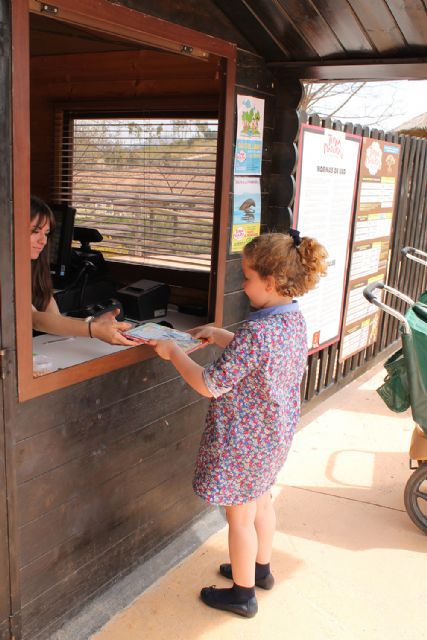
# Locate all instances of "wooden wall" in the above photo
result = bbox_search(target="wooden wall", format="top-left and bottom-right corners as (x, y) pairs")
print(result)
(223, 49), (277, 328)
(0, 1), (15, 638)
(30, 48), (220, 200)
(14, 349), (216, 638)
(0, 388), (10, 640)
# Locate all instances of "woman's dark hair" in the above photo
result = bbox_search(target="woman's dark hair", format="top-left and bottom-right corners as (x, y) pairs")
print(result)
(31, 195), (56, 311)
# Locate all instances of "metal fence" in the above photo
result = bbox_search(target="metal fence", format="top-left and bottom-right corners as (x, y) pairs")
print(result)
(300, 113), (427, 409)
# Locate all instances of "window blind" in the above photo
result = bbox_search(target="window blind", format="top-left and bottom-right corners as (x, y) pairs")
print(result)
(53, 116), (218, 270)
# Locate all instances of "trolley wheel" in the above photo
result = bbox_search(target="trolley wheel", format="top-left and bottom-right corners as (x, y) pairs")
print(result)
(404, 463), (427, 534)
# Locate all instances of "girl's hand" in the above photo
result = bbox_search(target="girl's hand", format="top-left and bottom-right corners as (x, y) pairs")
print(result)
(147, 339), (180, 360)
(188, 326), (216, 345)
(188, 326), (235, 349)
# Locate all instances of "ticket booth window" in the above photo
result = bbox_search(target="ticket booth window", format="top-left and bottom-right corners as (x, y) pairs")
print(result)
(12, 0), (235, 400)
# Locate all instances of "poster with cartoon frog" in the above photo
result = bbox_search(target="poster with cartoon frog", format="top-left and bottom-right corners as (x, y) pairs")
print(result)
(234, 95), (265, 175)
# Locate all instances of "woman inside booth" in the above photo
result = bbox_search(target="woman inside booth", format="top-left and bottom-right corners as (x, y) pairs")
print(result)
(31, 195), (135, 346)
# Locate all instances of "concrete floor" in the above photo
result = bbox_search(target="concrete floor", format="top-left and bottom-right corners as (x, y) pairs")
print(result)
(60, 359), (426, 640)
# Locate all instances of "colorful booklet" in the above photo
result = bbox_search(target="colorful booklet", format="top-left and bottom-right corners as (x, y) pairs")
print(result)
(123, 322), (204, 353)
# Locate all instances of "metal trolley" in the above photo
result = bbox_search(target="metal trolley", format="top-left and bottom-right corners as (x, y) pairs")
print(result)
(364, 253), (427, 534)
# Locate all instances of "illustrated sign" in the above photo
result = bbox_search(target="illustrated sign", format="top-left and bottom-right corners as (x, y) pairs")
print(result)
(293, 124), (362, 352)
(340, 138), (401, 361)
(234, 95), (265, 175)
(231, 176), (261, 253)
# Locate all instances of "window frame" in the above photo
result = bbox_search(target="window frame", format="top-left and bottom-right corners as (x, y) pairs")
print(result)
(13, 0), (236, 401)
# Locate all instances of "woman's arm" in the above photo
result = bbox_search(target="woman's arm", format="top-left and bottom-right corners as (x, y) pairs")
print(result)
(32, 307), (136, 346)
(44, 296), (61, 315)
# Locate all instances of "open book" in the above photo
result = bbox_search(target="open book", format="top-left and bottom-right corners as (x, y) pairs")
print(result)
(123, 322), (204, 353)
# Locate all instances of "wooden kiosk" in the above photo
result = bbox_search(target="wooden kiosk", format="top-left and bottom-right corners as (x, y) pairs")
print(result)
(0, 1), (426, 638)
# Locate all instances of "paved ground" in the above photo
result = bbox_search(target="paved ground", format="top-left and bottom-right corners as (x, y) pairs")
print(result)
(55, 359), (427, 640)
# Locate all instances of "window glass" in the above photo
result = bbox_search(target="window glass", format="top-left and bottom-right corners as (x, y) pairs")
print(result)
(53, 116), (219, 270)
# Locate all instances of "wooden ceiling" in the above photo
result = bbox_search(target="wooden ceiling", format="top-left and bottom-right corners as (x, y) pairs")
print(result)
(212, 0), (427, 79)
(30, 1), (427, 80)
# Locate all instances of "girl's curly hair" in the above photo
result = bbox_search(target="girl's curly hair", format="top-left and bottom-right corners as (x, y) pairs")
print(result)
(243, 232), (328, 298)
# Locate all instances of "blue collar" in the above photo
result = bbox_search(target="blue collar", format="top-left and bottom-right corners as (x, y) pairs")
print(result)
(248, 301), (299, 321)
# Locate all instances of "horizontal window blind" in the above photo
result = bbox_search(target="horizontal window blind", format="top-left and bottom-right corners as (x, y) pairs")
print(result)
(53, 116), (218, 270)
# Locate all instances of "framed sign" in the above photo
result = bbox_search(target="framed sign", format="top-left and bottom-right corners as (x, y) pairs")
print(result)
(340, 138), (401, 361)
(293, 125), (362, 352)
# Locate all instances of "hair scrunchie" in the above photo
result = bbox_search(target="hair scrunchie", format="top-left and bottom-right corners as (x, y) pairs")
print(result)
(289, 228), (301, 247)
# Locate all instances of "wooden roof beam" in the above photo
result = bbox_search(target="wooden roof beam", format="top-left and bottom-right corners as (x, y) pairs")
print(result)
(269, 57), (427, 80)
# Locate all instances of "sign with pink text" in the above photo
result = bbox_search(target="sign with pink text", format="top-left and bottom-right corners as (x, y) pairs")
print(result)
(339, 138), (401, 361)
(293, 124), (362, 353)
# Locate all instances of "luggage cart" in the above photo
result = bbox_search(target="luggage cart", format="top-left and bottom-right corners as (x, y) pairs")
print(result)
(363, 280), (427, 534)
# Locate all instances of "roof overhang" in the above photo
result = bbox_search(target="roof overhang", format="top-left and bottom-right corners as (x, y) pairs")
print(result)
(269, 58), (427, 81)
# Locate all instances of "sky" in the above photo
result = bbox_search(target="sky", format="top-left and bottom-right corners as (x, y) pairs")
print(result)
(305, 80), (427, 132)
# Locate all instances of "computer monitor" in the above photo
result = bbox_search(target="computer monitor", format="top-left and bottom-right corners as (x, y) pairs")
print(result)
(49, 203), (76, 285)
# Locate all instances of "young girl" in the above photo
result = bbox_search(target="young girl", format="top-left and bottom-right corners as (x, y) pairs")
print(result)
(149, 231), (328, 618)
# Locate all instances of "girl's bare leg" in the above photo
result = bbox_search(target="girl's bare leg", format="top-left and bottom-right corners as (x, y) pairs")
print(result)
(255, 491), (276, 564)
(225, 501), (257, 587)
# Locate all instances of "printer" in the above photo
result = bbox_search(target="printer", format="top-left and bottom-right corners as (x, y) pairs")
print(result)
(116, 279), (170, 321)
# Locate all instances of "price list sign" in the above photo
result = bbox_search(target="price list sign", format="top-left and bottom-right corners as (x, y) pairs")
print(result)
(293, 125), (362, 352)
(340, 138), (401, 361)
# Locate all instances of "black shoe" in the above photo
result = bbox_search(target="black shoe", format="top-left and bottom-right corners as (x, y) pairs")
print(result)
(219, 563), (275, 590)
(200, 586), (258, 618)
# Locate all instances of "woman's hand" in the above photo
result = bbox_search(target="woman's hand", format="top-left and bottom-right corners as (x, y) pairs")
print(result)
(90, 311), (136, 346)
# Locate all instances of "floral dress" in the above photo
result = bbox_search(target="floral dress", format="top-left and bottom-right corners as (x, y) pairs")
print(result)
(192, 302), (307, 505)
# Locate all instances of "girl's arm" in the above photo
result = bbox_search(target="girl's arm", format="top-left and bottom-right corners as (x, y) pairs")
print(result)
(149, 340), (213, 398)
(188, 325), (234, 349)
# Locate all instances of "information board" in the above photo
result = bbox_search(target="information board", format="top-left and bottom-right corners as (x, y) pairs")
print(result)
(293, 125), (362, 352)
(339, 138), (401, 361)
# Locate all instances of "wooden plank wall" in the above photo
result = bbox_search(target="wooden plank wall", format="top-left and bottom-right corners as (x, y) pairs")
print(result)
(15, 350), (214, 639)
(0, 389), (10, 640)
(299, 113), (427, 408)
(223, 50), (276, 329)
(30, 49), (220, 200)
(0, 0), (15, 637)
